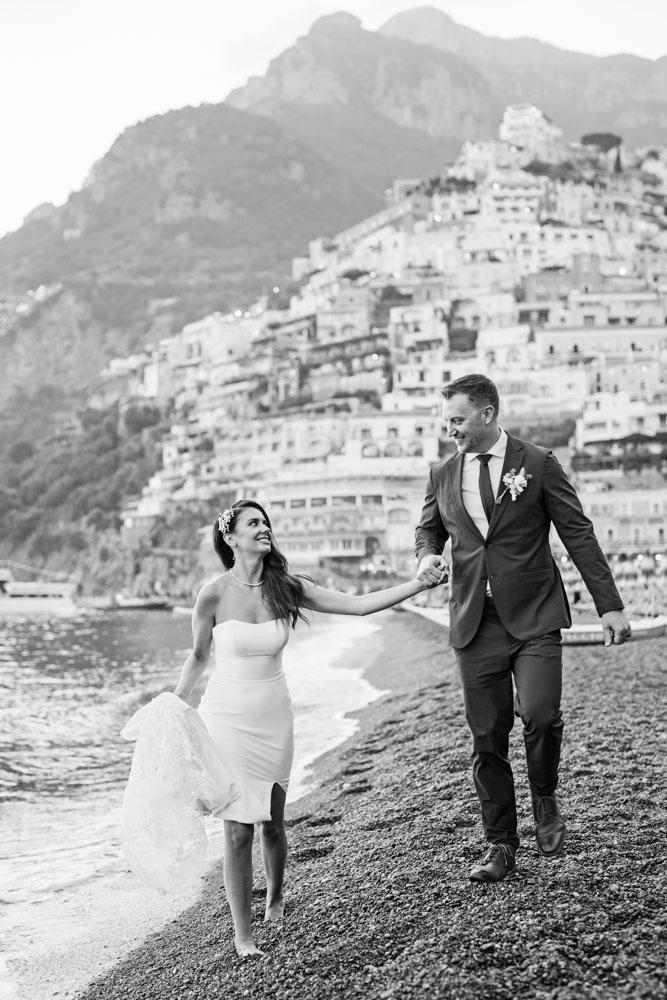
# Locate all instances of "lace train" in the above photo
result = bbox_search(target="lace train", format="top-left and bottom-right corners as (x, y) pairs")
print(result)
(120, 692), (240, 893)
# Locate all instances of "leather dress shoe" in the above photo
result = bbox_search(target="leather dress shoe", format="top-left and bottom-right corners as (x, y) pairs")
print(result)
(534, 795), (566, 856)
(469, 843), (516, 883)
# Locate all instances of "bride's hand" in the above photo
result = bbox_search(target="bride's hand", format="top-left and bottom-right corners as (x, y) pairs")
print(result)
(417, 555), (448, 587)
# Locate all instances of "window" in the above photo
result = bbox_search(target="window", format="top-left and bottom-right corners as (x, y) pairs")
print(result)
(361, 495), (383, 507)
(584, 316), (595, 327)
(290, 498), (306, 509)
(311, 497), (327, 508)
(332, 495), (356, 507)
(387, 426), (399, 439)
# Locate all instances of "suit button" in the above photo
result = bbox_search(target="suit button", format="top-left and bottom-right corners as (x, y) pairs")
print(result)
(485, 542), (492, 548)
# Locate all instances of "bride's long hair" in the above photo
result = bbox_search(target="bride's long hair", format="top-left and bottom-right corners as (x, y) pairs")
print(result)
(213, 499), (310, 628)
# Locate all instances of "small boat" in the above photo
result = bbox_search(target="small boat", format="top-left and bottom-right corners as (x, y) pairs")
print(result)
(561, 615), (667, 645)
(402, 603), (667, 645)
(110, 594), (173, 611)
(0, 568), (77, 616)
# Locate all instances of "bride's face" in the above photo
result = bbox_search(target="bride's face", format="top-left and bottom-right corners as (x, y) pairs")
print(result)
(229, 508), (273, 556)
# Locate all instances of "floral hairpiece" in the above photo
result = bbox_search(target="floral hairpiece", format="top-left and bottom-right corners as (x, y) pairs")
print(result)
(217, 507), (236, 534)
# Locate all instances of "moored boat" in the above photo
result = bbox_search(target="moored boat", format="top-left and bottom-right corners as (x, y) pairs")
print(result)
(110, 593), (173, 611)
(0, 568), (77, 616)
(561, 615), (667, 645)
(402, 602), (667, 644)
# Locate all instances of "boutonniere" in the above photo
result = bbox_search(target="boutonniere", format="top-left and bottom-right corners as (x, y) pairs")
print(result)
(495, 467), (533, 504)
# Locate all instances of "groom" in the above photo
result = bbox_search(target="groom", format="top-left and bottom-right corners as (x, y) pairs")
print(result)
(416, 374), (630, 883)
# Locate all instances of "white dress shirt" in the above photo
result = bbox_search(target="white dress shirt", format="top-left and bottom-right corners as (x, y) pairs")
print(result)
(461, 428), (508, 539)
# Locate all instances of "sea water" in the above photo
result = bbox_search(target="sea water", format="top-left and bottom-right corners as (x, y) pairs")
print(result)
(0, 609), (384, 999)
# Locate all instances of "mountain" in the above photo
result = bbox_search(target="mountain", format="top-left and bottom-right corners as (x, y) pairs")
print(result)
(226, 12), (491, 148)
(1, 9), (666, 408)
(0, 101), (386, 401)
(379, 7), (667, 146)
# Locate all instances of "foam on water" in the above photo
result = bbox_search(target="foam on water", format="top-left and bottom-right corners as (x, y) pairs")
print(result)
(0, 610), (388, 999)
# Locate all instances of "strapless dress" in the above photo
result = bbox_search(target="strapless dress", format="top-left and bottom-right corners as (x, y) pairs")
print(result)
(198, 618), (293, 824)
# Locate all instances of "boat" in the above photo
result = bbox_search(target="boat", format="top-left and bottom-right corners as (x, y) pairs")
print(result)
(402, 602), (667, 645)
(110, 593), (173, 611)
(561, 615), (667, 645)
(0, 567), (77, 616)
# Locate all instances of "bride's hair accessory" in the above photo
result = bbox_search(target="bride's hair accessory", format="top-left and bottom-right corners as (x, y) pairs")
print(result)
(217, 507), (236, 535)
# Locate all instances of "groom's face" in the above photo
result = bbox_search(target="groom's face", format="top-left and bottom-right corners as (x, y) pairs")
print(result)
(444, 393), (496, 454)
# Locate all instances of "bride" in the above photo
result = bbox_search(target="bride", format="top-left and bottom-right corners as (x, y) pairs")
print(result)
(171, 498), (440, 957)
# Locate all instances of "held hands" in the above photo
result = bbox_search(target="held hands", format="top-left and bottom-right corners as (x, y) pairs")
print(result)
(417, 554), (449, 589)
(601, 610), (632, 647)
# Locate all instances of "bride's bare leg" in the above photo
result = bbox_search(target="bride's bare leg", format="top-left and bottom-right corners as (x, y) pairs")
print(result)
(223, 820), (264, 957)
(259, 784), (287, 921)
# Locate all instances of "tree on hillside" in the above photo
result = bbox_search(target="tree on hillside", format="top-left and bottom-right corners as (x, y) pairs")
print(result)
(581, 132), (622, 152)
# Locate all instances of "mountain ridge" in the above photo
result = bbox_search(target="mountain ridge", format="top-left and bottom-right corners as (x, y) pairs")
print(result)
(1, 7), (666, 408)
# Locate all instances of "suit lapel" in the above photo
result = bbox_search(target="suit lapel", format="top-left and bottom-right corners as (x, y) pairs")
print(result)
(487, 435), (526, 537)
(446, 453), (486, 541)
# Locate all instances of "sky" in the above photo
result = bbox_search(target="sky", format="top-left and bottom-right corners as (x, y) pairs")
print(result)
(1, 0), (666, 239)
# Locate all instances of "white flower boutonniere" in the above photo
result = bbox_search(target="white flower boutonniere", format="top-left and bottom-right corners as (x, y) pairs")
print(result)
(496, 467), (533, 504)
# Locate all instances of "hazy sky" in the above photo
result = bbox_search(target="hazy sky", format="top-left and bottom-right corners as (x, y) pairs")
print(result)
(1, 0), (666, 238)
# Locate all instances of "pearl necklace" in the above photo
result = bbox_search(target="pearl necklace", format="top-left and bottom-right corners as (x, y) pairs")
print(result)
(229, 567), (263, 587)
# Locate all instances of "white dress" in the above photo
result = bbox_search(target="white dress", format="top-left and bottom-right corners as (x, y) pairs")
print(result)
(197, 618), (294, 824)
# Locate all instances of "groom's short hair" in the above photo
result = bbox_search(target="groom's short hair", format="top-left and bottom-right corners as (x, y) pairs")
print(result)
(442, 374), (500, 416)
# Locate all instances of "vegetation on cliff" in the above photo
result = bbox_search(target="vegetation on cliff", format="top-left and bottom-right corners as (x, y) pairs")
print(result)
(0, 389), (166, 560)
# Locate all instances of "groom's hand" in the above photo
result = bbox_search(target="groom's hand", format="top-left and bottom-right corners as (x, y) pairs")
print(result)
(601, 610), (632, 647)
(417, 554), (448, 587)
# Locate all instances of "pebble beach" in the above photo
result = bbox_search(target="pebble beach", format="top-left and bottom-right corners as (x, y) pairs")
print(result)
(24, 609), (667, 1000)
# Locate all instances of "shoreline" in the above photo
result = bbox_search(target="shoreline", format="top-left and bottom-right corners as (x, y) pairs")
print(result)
(4, 613), (391, 1000)
(16, 610), (667, 1000)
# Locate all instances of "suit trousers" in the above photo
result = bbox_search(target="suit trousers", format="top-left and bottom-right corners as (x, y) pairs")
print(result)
(455, 598), (564, 848)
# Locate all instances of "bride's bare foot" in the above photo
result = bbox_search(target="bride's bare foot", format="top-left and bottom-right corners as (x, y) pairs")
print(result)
(234, 937), (265, 958)
(264, 894), (285, 922)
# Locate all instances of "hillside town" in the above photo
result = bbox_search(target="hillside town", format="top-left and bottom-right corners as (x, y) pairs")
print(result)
(90, 105), (667, 610)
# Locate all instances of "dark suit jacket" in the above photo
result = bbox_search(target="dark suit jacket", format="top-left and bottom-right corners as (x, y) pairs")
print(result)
(415, 433), (623, 649)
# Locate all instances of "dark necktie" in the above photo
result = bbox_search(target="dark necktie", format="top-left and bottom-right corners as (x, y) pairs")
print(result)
(477, 454), (495, 522)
